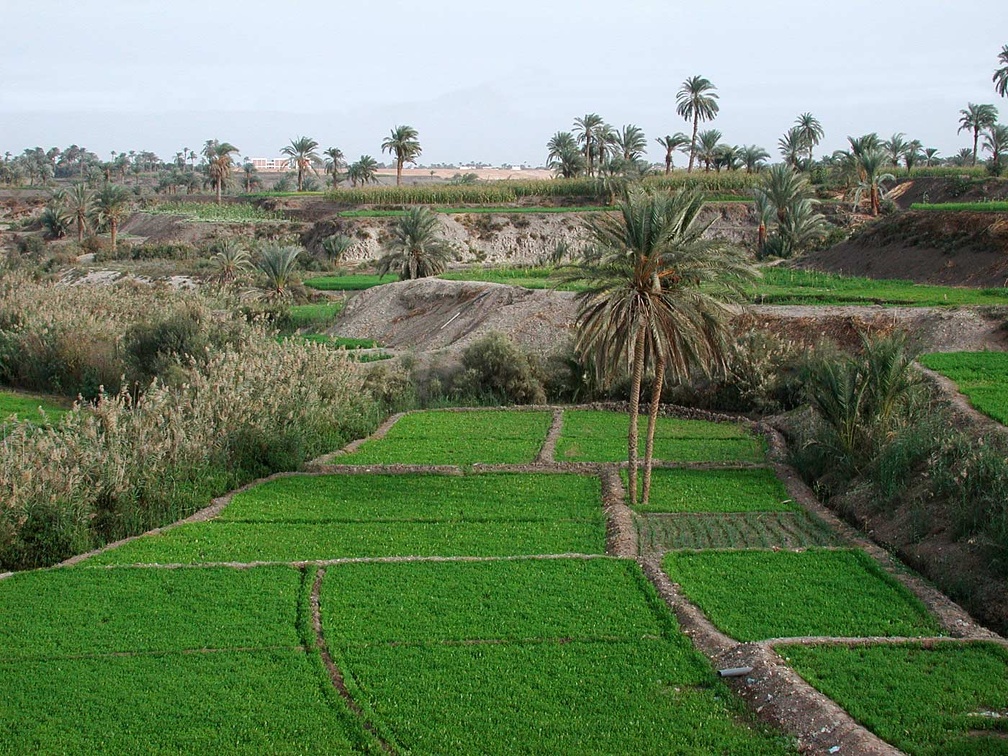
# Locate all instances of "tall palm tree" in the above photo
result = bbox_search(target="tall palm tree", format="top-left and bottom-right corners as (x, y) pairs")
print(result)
(778, 127), (806, 170)
(377, 206), (455, 280)
(202, 139), (239, 204)
(794, 113), (824, 165)
(994, 44), (1008, 98)
(347, 155), (379, 187)
(381, 125), (422, 186)
(655, 133), (690, 174)
(547, 132), (585, 178)
(903, 139), (923, 172)
(983, 123), (1008, 175)
(560, 189), (757, 505)
(281, 136), (321, 192)
(958, 103), (999, 166)
(91, 183), (131, 251)
(923, 148), (941, 167)
(573, 114), (605, 176)
(696, 129), (722, 172)
(676, 76), (719, 172)
(324, 147), (346, 188)
(616, 124), (647, 162)
(740, 145), (770, 174)
(67, 183), (93, 243)
(882, 133), (908, 168)
(852, 150), (895, 216)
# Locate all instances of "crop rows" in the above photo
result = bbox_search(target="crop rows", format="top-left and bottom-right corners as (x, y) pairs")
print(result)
(639, 511), (838, 551)
(920, 351), (1008, 424)
(629, 467), (793, 513)
(910, 200), (1008, 212)
(144, 201), (289, 222)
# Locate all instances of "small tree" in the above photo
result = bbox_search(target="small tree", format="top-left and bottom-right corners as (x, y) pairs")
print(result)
(92, 183), (131, 250)
(377, 207), (455, 280)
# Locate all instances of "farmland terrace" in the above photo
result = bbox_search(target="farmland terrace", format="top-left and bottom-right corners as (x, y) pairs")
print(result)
(2, 407), (1004, 754)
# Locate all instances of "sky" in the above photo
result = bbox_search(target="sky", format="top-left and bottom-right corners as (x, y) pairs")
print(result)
(1, 0), (1007, 167)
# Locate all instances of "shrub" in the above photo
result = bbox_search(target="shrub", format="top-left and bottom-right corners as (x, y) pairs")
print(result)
(122, 308), (207, 386)
(452, 332), (546, 405)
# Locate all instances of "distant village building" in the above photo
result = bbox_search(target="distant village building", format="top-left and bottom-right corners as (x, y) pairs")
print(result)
(249, 157), (289, 172)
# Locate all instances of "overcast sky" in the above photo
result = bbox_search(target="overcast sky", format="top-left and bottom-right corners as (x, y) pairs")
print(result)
(1, 0), (1006, 166)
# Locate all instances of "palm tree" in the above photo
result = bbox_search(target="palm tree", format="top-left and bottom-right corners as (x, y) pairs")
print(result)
(696, 129), (722, 172)
(851, 150), (895, 216)
(241, 161), (259, 193)
(656, 133), (690, 174)
(903, 139), (923, 172)
(778, 127), (806, 170)
(321, 234), (357, 263)
(381, 125), (422, 186)
(994, 44), (1008, 97)
(794, 112), (824, 165)
(281, 136), (321, 192)
(377, 206), (455, 280)
(676, 76), (719, 172)
(211, 239), (251, 287)
(983, 123), (1008, 175)
(560, 189), (757, 505)
(202, 139), (239, 203)
(882, 133), (908, 168)
(324, 147), (346, 187)
(92, 183), (131, 250)
(616, 124), (647, 162)
(573, 114), (605, 176)
(67, 183), (93, 243)
(923, 148), (941, 167)
(740, 145), (770, 174)
(547, 132), (585, 178)
(958, 103), (999, 166)
(752, 163), (827, 258)
(257, 244), (301, 301)
(347, 155), (379, 187)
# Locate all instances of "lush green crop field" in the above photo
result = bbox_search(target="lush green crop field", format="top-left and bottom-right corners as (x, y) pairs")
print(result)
(286, 301), (344, 329)
(663, 549), (941, 641)
(338, 641), (791, 755)
(755, 268), (1008, 306)
(919, 351), (1008, 424)
(0, 651), (373, 754)
(784, 642), (1008, 755)
(321, 558), (668, 644)
(303, 274), (392, 291)
(911, 200), (1008, 212)
(146, 202), (289, 223)
(639, 512), (839, 552)
(556, 410), (766, 463)
(221, 472), (601, 523)
(343, 409), (552, 465)
(0, 566), (302, 658)
(629, 468), (793, 513)
(0, 390), (69, 423)
(338, 205), (608, 218)
(86, 519), (605, 565)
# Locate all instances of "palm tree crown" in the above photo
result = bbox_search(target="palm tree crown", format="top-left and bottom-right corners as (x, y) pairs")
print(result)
(324, 147), (346, 188)
(573, 114), (606, 176)
(347, 155), (379, 187)
(994, 45), (1008, 98)
(377, 206), (455, 280)
(202, 139), (239, 204)
(91, 183), (131, 250)
(381, 125), (421, 186)
(281, 136), (321, 192)
(794, 112), (824, 164)
(676, 76), (719, 173)
(656, 133), (690, 174)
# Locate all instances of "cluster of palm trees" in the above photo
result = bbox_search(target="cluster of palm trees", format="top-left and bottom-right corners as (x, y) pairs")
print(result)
(958, 104), (1008, 174)
(753, 164), (828, 257)
(40, 183), (132, 250)
(546, 118), (651, 179)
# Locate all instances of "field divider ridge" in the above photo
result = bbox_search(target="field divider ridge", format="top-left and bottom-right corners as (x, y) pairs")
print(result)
(758, 421), (1001, 641)
(762, 635), (1008, 650)
(534, 407), (564, 464)
(638, 555), (900, 755)
(310, 568), (398, 755)
(82, 553), (624, 570)
(601, 465), (637, 558)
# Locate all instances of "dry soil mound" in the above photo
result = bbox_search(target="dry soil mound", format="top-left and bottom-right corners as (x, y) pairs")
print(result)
(333, 278), (578, 356)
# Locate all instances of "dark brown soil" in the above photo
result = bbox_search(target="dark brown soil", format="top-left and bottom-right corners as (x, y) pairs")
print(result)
(798, 210), (1008, 287)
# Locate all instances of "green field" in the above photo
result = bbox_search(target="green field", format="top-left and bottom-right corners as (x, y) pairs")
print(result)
(145, 202), (289, 223)
(920, 351), (1008, 425)
(0, 566), (302, 657)
(220, 472), (601, 523)
(320, 558), (668, 644)
(663, 549), (941, 640)
(286, 301), (344, 329)
(556, 410), (765, 463)
(784, 643), (1008, 755)
(756, 268), (1008, 306)
(342, 409), (552, 465)
(0, 390), (68, 423)
(911, 200), (1008, 213)
(639, 512), (839, 551)
(303, 274), (392, 291)
(630, 468), (793, 513)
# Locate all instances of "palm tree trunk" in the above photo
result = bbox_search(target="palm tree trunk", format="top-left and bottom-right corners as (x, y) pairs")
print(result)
(758, 221), (767, 252)
(973, 130), (979, 166)
(110, 219), (117, 251)
(665, 153), (671, 175)
(871, 183), (880, 216)
(396, 159), (403, 186)
(688, 115), (699, 172)
(642, 357), (665, 507)
(627, 328), (646, 505)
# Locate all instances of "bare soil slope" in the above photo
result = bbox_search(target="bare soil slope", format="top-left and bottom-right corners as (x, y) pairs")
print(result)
(798, 210), (1008, 287)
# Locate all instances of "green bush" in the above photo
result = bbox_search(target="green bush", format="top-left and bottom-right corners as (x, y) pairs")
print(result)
(123, 309), (207, 385)
(452, 332), (546, 405)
